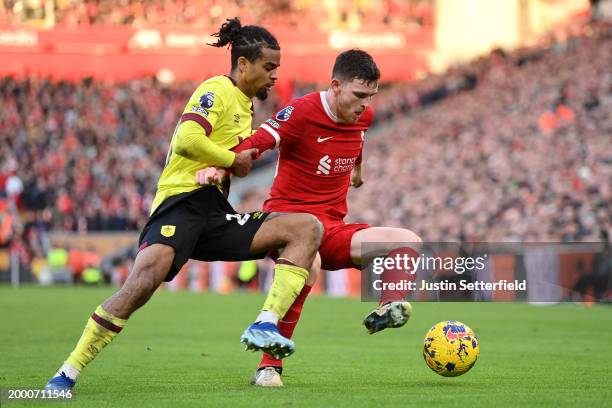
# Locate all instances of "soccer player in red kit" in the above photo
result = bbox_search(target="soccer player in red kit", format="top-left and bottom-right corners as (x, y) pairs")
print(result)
(197, 49), (422, 387)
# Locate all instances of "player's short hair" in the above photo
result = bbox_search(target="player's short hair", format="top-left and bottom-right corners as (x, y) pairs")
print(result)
(209, 17), (280, 71)
(332, 49), (380, 85)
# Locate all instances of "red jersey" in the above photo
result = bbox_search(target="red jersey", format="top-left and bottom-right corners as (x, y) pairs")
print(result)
(234, 91), (374, 222)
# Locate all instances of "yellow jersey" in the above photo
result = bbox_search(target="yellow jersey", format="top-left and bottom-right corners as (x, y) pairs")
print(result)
(151, 75), (253, 213)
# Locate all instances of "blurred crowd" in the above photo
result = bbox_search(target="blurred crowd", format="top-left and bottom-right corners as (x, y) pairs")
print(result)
(0, 77), (195, 233)
(0, 21), (610, 280)
(349, 22), (611, 242)
(0, 0), (433, 32)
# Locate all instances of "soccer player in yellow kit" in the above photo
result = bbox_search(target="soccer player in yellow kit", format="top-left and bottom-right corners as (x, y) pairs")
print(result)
(45, 18), (323, 392)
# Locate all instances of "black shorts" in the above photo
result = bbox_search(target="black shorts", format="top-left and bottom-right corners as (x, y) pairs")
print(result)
(138, 186), (270, 281)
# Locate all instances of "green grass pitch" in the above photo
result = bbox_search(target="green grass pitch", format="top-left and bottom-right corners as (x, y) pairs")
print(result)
(1, 286), (611, 407)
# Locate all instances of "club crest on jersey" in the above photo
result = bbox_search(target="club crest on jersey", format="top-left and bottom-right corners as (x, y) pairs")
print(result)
(160, 225), (176, 237)
(275, 106), (294, 122)
(199, 92), (215, 109)
(316, 155), (331, 175)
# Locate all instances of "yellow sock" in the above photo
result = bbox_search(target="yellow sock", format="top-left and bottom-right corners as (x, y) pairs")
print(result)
(262, 263), (309, 318)
(66, 305), (127, 371)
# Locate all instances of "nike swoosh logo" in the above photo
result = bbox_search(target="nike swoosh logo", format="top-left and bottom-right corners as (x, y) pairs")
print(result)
(317, 136), (334, 142)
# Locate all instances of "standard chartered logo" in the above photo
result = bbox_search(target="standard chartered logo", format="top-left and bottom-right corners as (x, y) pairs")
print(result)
(316, 155), (331, 175)
(316, 155), (358, 175)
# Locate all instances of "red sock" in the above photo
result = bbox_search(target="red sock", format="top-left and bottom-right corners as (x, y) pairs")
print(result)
(258, 285), (312, 370)
(379, 247), (418, 306)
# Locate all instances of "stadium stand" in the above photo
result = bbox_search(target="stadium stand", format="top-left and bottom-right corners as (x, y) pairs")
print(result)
(0, 20), (609, 284)
(1, 0), (433, 31)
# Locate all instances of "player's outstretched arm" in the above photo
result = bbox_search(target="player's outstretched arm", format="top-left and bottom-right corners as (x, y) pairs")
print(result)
(233, 127), (277, 155)
(225, 127), (277, 177)
(194, 145), (258, 184)
(172, 120), (237, 167)
(172, 120), (259, 176)
(193, 119), (282, 183)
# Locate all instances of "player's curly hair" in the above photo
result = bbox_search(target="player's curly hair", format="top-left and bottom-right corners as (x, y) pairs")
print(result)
(209, 17), (280, 71)
(332, 49), (380, 85)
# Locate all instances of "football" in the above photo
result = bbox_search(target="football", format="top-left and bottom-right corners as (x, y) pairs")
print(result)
(423, 320), (479, 377)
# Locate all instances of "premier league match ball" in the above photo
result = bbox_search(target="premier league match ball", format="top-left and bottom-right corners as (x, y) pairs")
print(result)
(423, 320), (479, 377)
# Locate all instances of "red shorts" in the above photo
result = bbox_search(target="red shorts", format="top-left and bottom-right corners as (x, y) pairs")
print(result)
(318, 219), (371, 271)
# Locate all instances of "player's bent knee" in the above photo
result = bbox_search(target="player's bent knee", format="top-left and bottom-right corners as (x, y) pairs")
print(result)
(259, 213), (323, 252)
(297, 215), (323, 255)
(400, 230), (423, 252)
(302, 214), (324, 243)
(277, 213), (323, 243)
(393, 229), (422, 246)
(409, 231), (423, 245)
